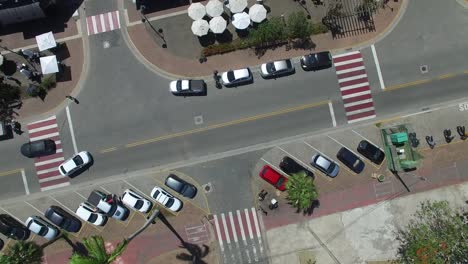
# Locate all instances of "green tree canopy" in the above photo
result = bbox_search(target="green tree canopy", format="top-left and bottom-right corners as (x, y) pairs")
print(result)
(69, 236), (128, 264)
(249, 17), (286, 46)
(285, 172), (318, 211)
(0, 240), (43, 264)
(0, 82), (21, 122)
(396, 200), (468, 263)
(286, 11), (313, 39)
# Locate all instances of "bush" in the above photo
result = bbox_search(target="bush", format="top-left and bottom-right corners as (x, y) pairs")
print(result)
(40, 75), (56, 90)
(310, 23), (329, 35)
(287, 11), (313, 40)
(249, 17), (286, 47)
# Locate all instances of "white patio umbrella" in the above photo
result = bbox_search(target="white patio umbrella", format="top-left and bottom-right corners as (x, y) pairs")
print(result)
(191, 19), (210, 37)
(228, 0), (248, 13)
(188, 3), (206, 20)
(35, 31), (56, 52)
(209, 16), (227, 34)
(232, 12), (250, 30)
(39, 55), (59, 74)
(206, 0), (224, 17)
(249, 4), (267, 23)
(0, 55), (3, 66)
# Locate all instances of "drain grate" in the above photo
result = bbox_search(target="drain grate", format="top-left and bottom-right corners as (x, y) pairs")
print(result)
(202, 182), (212, 193)
(194, 115), (204, 125)
(103, 41), (110, 49)
(420, 65), (429, 74)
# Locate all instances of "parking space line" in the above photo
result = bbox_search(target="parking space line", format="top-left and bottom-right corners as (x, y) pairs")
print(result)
(327, 135), (378, 169)
(122, 211), (137, 227)
(21, 169), (30, 195)
(302, 140), (334, 160)
(328, 101), (337, 127)
(275, 146), (331, 182)
(260, 158), (289, 178)
(74, 191), (87, 200)
(122, 180), (154, 201)
(99, 186), (111, 194)
(0, 207), (25, 224)
(351, 129), (386, 170)
(24, 201), (43, 215)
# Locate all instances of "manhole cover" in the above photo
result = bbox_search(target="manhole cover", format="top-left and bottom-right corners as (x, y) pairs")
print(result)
(420, 65), (428, 74)
(194, 115), (203, 125)
(202, 183), (212, 193)
(103, 41), (110, 49)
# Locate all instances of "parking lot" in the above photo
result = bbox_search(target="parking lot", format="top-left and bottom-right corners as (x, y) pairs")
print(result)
(0, 170), (209, 251)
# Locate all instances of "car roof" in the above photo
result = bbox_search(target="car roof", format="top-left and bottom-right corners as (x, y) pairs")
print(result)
(262, 165), (281, 181)
(273, 60), (289, 70)
(166, 175), (184, 192)
(122, 190), (140, 205)
(233, 68), (249, 78)
(315, 155), (331, 169)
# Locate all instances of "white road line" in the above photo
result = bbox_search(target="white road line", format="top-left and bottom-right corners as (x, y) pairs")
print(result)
(336, 65), (366, 75)
(74, 191), (87, 200)
(49, 196), (76, 215)
(328, 101), (337, 127)
(351, 130), (384, 150)
(41, 182), (70, 191)
(337, 74), (368, 83)
(332, 50), (360, 58)
(38, 175), (66, 183)
(91, 15), (98, 34)
(24, 201), (43, 215)
(35, 157), (64, 167)
(228, 211), (238, 243)
(28, 124), (58, 133)
(221, 213), (231, 244)
(108, 12), (115, 31)
(244, 208), (254, 240)
(250, 208), (261, 239)
(342, 90), (371, 99)
(260, 158), (289, 178)
(30, 132), (59, 141)
(340, 82), (369, 91)
(21, 169), (30, 195)
(348, 114), (377, 124)
(28, 115), (56, 125)
(344, 98), (374, 108)
(327, 136), (367, 161)
(37, 167), (59, 175)
(66, 106), (79, 154)
(236, 210), (246, 243)
(122, 180), (154, 201)
(275, 146), (316, 173)
(100, 186), (111, 194)
(346, 106), (375, 116)
(371, 44), (386, 90)
(213, 215), (224, 251)
(333, 58), (363, 66)
(0, 207), (25, 225)
(116, 11), (120, 28)
(54, 140), (62, 145)
(302, 141), (321, 153)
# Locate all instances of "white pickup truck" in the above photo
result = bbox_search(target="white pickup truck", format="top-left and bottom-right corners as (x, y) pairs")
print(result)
(87, 190), (129, 221)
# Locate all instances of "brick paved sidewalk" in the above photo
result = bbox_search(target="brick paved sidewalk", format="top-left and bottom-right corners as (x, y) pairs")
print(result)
(127, 0), (404, 77)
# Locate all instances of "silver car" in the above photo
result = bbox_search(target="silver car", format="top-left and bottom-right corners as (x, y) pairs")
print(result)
(260, 59), (295, 78)
(311, 154), (340, 177)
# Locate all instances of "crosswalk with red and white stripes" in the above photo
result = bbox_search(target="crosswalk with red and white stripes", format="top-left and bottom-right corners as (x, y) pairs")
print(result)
(27, 116), (70, 192)
(211, 208), (266, 264)
(86, 11), (121, 36)
(333, 51), (376, 124)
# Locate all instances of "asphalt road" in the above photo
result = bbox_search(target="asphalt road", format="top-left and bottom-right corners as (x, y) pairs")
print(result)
(0, 0), (467, 200)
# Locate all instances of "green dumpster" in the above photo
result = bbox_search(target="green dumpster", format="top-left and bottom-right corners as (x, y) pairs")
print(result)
(391, 133), (408, 144)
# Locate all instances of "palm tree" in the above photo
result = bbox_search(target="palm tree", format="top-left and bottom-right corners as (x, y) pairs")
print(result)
(285, 172), (318, 211)
(0, 240), (43, 264)
(69, 236), (128, 264)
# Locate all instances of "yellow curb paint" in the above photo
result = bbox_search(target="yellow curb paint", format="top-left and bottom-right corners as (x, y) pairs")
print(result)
(384, 79), (431, 91)
(0, 168), (21, 177)
(172, 170), (211, 214)
(437, 73), (456, 80)
(464, 70), (468, 74)
(126, 100), (329, 148)
(374, 115), (402, 125)
(100, 147), (117, 153)
(123, 211), (137, 228)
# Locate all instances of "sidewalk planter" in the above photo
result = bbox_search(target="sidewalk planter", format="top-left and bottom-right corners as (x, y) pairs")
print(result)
(377, 174), (385, 182)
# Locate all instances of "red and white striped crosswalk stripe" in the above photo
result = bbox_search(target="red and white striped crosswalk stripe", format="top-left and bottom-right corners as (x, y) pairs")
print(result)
(211, 208), (262, 250)
(333, 51), (376, 123)
(86, 11), (120, 36)
(27, 116), (70, 192)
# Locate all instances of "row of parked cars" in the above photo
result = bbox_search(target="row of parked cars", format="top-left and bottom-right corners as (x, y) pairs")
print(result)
(0, 174), (197, 242)
(169, 51), (333, 96)
(259, 140), (385, 190)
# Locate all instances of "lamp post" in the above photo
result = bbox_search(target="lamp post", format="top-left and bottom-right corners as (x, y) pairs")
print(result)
(140, 6), (167, 48)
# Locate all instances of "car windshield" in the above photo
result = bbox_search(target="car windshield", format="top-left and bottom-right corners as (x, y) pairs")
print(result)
(88, 214), (97, 222)
(134, 200), (143, 209)
(227, 71), (235, 81)
(326, 163), (336, 174)
(72, 155), (84, 166)
(166, 198), (174, 207)
(267, 63), (276, 73)
(38, 225), (48, 236)
(275, 177), (284, 187)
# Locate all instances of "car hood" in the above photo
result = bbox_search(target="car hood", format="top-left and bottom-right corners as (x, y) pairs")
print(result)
(260, 64), (268, 75)
(221, 72), (229, 84)
(329, 164), (340, 177)
(170, 81), (178, 92)
(169, 198), (182, 212)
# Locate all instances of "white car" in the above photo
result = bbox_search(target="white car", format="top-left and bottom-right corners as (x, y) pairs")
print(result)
(150, 186), (182, 212)
(221, 68), (253, 87)
(122, 189), (152, 213)
(75, 202), (107, 226)
(260, 59), (295, 78)
(25, 216), (59, 240)
(59, 151), (92, 176)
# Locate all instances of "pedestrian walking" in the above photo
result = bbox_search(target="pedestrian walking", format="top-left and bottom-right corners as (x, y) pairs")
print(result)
(66, 95), (80, 104)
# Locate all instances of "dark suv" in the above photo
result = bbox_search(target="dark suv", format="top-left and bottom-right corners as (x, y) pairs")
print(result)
(45, 206), (82, 233)
(357, 140), (385, 165)
(20, 139), (56, 158)
(165, 174), (197, 199)
(336, 147), (365, 174)
(279, 156), (314, 178)
(0, 214), (30, 240)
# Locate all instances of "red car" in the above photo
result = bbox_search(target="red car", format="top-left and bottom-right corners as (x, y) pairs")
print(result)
(259, 165), (288, 191)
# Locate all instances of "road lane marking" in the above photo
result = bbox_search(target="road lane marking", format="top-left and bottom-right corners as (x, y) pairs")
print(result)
(0, 168), (21, 177)
(24, 201), (43, 215)
(228, 211), (238, 243)
(328, 101), (337, 127)
(245, 208), (254, 240)
(125, 100), (329, 148)
(74, 191), (87, 200)
(21, 169), (30, 195)
(438, 73), (456, 80)
(213, 215), (224, 251)
(221, 213), (230, 244)
(66, 106), (79, 154)
(251, 208), (261, 239)
(260, 158), (289, 178)
(236, 210), (246, 243)
(384, 79), (431, 91)
(100, 147), (117, 153)
(371, 44), (385, 90)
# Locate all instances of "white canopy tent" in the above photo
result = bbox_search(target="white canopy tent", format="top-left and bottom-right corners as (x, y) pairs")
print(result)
(209, 16), (227, 34)
(249, 4), (267, 23)
(206, 0), (224, 17)
(188, 3), (206, 20)
(228, 0), (248, 13)
(35, 31), (56, 52)
(191, 19), (210, 37)
(39, 55), (59, 74)
(232, 12), (250, 30)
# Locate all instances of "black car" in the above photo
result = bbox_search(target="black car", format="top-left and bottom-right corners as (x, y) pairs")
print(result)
(357, 140), (385, 165)
(20, 139), (56, 158)
(336, 147), (365, 174)
(300, 51), (333, 71)
(45, 206), (82, 232)
(279, 156), (314, 178)
(0, 214), (30, 240)
(165, 174), (197, 199)
(169, 80), (207, 96)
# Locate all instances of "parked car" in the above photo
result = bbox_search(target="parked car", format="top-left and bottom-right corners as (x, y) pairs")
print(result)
(0, 238), (4, 251)
(279, 156), (314, 178)
(310, 154), (340, 177)
(336, 147), (365, 174)
(59, 151), (92, 177)
(20, 139), (56, 158)
(25, 216), (59, 240)
(300, 51), (333, 71)
(44, 206), (82, 233)
(165, 174), (197, 199)
(169, 80), (207, 96)
(150, 187), (182, 212)
(121, 189), (152, 213)
(87, 190), (129, 221)
(221, 68), (253, 87)
(259, 165), (288, 191)
(260, 59), (295, 78)
(357, 140), (385, 165)
(0, 214), (30, 240)
(75, 202), (107, 226)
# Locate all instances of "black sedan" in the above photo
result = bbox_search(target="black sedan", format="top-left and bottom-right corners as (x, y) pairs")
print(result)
(20, 139), (56, 158)
(170, 80), (207, 96)
(300, 51), (333, 71)
(260, 59), (295, 79)
(336, 147), (365, 174)
(279, 156), (314, 178)
(45, 206), (82, 232)
(0, 214), (30, 240)
(165, 174), (197, 199)
(357, 140), (385, 165)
